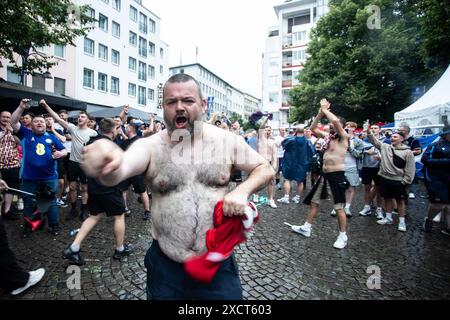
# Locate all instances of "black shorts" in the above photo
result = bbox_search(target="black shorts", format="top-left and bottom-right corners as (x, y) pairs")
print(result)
(379, 176), (407, 200)
(88, 190), (125, 217)
(361, 167), (380, 185)
(63, 155), (70, 174)
(57, 158), (64, 179)
(230, 169), (242, 183)
(277, 157), (283, 174)
(0, 167), (20, 190)
(68, 160), (88, 184)
(119, 175), (146, 194)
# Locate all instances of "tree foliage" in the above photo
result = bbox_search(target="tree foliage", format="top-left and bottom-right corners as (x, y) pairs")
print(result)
(0, 0), (94, 78)
(289, 0), (449, 124)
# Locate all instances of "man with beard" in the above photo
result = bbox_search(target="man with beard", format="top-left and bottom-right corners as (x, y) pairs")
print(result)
(10, 99), (68, 236)
(291, 99), (350, 249)
(41, 100), (97, 221)
(81, 73), (274, 299)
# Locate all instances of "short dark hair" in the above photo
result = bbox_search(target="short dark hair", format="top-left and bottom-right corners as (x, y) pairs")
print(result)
(43, 113), (53, 119)
(164, 73), (203, 101)
(99, 118), (115, 135)
(78, 111), (90, 118)
(24, 112), (34, 118)
(57, 109), (68, 115)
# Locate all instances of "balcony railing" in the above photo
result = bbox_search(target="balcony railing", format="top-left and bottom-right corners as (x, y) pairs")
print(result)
(282, 80), (292, 88)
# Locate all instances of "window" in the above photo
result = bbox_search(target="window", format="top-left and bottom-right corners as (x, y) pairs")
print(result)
(54, 77), (66, 95)
(138, 86), (146, 105)
(99, 14), (108, 31)
(86, 7), (95, 23)
(111, 77), (119, 94)
(160, 65), (163, 75)
(112, 49), (120, 65)
(288, 15), (311, 33)
(129, 31), (137, 46)
(148, 65), (155, 79)
(112, 21), (120, 38)
(148, 42), (155, 56)
(160, 48), (164, 59)
(129, 5), (137, 21)
(98, 73), (107, 92)
(293, 50), (306, 62)
(139, 37), (147, 57)
(7, 67), (20, 84)
(149, 18), (156, 33)
(84, 38), (94, 55)
(148, 88), (154, 101)
(128, 83), (136, 97)
(112, 0), (121, 11)
(98, 44), (108, 61)
(83, 68), (94, 88)
(54, 45), (65, 58)
(293, 31), (307, 43)
(32, 74), (45, 90)
(128, 57), (136, 72)
(138, 61), (147, 81)
(139, 12), (147, 33)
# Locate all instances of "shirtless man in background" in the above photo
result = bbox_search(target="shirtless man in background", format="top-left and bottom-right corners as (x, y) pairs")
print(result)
(258, 125), (278, 208)
(81, 74), (274, 299)
(291, 99), (350, 249)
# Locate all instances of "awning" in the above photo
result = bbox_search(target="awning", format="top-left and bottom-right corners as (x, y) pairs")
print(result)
(0, 80), (86, 112)
(88, 106), (163, 122)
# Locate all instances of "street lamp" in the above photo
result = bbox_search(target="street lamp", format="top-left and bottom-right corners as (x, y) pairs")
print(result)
(42, 70), (53, 79)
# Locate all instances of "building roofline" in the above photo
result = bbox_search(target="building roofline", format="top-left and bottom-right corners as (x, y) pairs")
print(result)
(170, 63), (260, 101)
(274, 0), (316, 15)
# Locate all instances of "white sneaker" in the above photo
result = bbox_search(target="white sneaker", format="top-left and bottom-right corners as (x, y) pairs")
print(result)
(292, 195), (300, 204)
(344, 207), (352, 217)
(291, 224), (311, 237)
(252, 194), (259, 203)
(359, 206), (371, 216)
(375, 208), (384, 220)
(268, 199), (277, 208)
(398, 221), (407, 232)
(10, 268), (45, 295)
(333, 235), (348, 249)
(277, 196), (290, 204)
(17, 198), (24, 211)
(433, 212), (441, 223)
(377, 217), (393, 225)
(330, 209), (337, 217)
(408, 193), (415, 199)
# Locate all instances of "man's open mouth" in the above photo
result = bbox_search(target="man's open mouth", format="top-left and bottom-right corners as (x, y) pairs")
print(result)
(175, 116), (188, 128)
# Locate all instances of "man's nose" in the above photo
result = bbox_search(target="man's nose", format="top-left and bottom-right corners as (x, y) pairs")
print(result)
(175, 100), (186, 112)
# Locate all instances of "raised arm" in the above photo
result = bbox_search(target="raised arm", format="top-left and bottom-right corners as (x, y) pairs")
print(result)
(310, 108), (326, 139)
(119, 105), (129, 123)
(39, 99), (68, 130)
(10, 99), (30, 132)
(367, 128), (382, 150)
(320, 99), (348, 140)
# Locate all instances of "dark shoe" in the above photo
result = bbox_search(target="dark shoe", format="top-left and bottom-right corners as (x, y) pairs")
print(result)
(423, 217), (433, 232)
(124, 207), (131, 217)
(23, 224), (32, 238)
(48, 225), (60, 236)
(143, 210), (150, 221)
(113, 244), (133, 260)
(63, 247), (85, 265)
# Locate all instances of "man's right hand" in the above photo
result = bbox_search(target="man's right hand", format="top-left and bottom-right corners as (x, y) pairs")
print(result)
(19, 99), (31, 109)
(320, 98), (331, 113)
(81, 139), (124, 184)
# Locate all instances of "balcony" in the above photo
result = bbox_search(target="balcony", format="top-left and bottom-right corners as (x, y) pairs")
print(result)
(282, 80), (292, 88)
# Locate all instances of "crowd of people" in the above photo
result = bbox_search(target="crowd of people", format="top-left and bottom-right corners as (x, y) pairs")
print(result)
(0, 73), (449, 299)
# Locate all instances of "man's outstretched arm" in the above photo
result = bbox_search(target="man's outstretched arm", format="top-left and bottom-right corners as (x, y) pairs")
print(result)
(40, 100), (69, 130)
(10, 99), (29, 133)
(320, 99), (348, 140)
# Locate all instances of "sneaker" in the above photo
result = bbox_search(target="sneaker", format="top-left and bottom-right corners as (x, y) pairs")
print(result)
(268, 199), (277, 208)
(48, 225), (60, 236)
(10, 268), (45, 296)
(113, 244), (133, 260)
(333, 235), (348, 249)
(392, 208), (399, 215)
(291, 224), (311, 237)
(433, 212), (441, 223)
(441, 229), (450, 236)
(61, 192), (67, 201)
(143, 210), (150, 220)
(277, 196), (290, 204)
(77, 195), (82, 200)
(124, 207), (131, 217)
(57, 199), (68, 208)
(17, 198), (24, 211)
(377, 217), (393, 225)
(398, 221), (407, 232)
(330, 209), (337, 217)
(408, 193), (415, 199)
(359, 206), (371, 216)
(344, 207), (352, 217)
(423, 217), (433, 232)
(63, 247), (85, 265)
(376, 208), (384, 220)
(292, 195), (300, 204)
(252, 194), (259, 203)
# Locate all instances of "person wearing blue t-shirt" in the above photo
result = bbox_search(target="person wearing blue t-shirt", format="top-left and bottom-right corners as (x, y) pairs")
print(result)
(10, 99), (68, 237)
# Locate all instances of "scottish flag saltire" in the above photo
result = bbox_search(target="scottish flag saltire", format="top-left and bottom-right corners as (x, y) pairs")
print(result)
(415, 134), (441, 178)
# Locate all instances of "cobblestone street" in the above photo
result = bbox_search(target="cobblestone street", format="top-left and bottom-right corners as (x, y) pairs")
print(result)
(1, 183), (449, 300)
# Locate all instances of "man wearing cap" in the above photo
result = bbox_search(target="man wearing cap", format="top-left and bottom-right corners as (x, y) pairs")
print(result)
(421, 121), (450, 235)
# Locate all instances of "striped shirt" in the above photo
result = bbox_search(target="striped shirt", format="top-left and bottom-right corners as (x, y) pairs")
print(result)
(0, 127), (20, 169)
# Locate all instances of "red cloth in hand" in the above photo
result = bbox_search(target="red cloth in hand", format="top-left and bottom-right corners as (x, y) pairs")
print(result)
(184, 200), (258, 284)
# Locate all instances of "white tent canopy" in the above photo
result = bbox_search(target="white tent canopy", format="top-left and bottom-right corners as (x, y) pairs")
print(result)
(395, 65), (450, 128)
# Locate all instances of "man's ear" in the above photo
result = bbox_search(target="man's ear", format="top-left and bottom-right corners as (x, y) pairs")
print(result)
(201, 99), (207, 113)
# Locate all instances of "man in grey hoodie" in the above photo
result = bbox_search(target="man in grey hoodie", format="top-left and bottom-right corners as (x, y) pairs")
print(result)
(367, 130), (415, 232)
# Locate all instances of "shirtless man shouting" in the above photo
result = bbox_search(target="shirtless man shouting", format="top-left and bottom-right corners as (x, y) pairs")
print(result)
(81, 74), (274, 299)
(291, 98), (350, 249)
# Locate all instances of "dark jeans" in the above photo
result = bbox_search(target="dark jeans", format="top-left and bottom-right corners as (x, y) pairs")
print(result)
(22, 179), (59, 227)
(0, 217), (29, 292)
(144, 240), (243, 300)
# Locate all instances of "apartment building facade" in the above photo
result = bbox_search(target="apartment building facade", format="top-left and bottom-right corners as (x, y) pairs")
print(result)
(262, 0), (329, 129)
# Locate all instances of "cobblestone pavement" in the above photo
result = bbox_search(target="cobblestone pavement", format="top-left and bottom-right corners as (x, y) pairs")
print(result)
(1, 182), (449, 300)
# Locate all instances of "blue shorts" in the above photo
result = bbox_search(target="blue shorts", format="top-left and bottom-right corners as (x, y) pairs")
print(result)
(144, 240), (243, 300)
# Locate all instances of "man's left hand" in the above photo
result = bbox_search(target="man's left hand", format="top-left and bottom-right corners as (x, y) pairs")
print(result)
(52, 150), (64, 159)
(222, 190), (248, 217)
